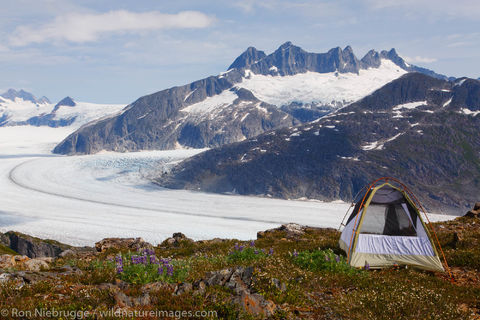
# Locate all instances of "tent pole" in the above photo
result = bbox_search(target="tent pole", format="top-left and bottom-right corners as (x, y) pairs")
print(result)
(399, 184), (455, 282)
(338, 184), (368, 231)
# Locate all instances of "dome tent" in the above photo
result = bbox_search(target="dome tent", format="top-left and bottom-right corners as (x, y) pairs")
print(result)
(339, 177), (448, 272)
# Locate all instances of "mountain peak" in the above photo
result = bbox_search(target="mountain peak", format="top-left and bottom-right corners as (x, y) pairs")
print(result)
(0, 88), (49, 104)
(343, 45), (353, 53)
(53, 96), (76, 111)
(228, 46), (266, 70)
(278, 41), (293, 50)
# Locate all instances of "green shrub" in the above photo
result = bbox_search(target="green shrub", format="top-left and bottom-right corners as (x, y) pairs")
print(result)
(226, 242), (269, 264)
(293, 249), (361, 275)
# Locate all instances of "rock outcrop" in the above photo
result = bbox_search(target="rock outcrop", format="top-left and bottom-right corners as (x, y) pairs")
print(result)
(465, 202), (480, 218)
(95, 237), (153, 252)
(0, 231), (68, 258)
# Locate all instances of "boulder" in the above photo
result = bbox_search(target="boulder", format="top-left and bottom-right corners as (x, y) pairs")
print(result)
(237, 290), (277, 318)
(23, 259), (50, 272)
(161, 232), (193, 247)
(0, 254), (29, 268)
(95, 237), (153, 252)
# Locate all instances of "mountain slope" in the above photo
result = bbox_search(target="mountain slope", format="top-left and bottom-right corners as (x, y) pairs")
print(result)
(53, 42), (447, 155)
(155, 74), (480, 213)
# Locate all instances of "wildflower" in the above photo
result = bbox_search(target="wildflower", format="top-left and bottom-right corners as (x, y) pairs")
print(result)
(158, 266), (164, 275)
(234, 243), (239, 251)
(293, 249), (298, 257)
(239, 245), (245, 252)
(250, 240), (255, 247)
(325, 255), (330, 262)
(150, 256), (157, 264)
(166, 265), (174, 276)
(364, 261), (370, 270)
(254, 250), (259, 255)
(335, 255), (340, 263)
(269, 248), (273, 255)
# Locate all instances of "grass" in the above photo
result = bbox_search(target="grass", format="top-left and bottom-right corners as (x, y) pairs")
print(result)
(0, 218), (479, 319)
(0, 243), (18, 255)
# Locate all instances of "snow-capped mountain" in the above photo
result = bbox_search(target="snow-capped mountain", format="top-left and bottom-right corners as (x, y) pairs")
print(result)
(54, 42), (449, 155)
(156, 74), (480, 213)
(0, 90), (126, 128)
(1, 88), (50, 105)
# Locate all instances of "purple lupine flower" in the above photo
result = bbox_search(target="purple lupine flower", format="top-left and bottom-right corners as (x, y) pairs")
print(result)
(254, 250), (259, 255)
(166, 264), (174, 276)
(150, 256), (157, 264)
(364, 262), (370, 270)
(261, 249), (266, 254)
(293, 250), (298, 257)
(116, 264), (123, 274)
(234, 243), (239, 251)
(239, 245), (245, 252)
(158, 266), (164, 275)
(269, 248), (273, 255)
(335, 255), (340, 263)
(250, 240), (255, 247)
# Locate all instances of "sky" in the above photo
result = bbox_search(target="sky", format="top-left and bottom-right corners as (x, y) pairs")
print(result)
(1, 0), (479, 104)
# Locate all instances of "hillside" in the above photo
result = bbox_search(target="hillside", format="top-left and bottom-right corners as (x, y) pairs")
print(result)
(0, 212), (479, 319)
(155, 73), (480, 213)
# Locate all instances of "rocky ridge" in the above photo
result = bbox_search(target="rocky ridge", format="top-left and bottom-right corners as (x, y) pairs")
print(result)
(53, 42), (447, 155)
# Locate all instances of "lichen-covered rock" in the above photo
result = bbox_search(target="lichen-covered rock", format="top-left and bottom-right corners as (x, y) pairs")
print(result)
(24, 259), (50, 271)
(95, 237), (153, 252)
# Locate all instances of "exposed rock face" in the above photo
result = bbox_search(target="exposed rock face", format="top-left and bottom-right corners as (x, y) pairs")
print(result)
(228, 47), (267, 70)
(0, 231), (67, 258)
(156, 74), (480, 213)
(52, 96), (76, 112)
(95, 237), (153, 252)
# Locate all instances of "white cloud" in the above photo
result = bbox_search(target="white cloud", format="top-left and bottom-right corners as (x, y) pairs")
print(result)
(9, 10), (214, 46)
(404, 56), (437, 64)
